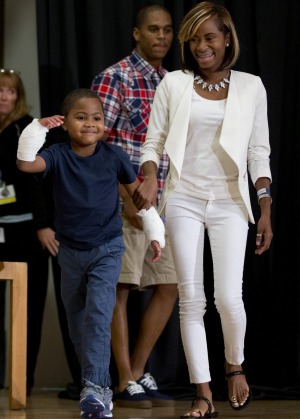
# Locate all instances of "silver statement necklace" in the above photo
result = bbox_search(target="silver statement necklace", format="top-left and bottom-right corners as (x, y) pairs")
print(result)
(194, 71), (230, 92)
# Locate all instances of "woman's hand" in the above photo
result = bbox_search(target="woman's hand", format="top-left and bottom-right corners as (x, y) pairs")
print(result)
(255, 214), (273, 255)
(132, 161), (159, 209)
(132, 176), (158, 209)
(254, 179), (272, 255)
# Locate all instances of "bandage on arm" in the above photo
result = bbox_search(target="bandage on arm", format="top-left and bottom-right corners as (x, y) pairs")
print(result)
(137, 206), (165, 248)
(17, 119), (49, 161)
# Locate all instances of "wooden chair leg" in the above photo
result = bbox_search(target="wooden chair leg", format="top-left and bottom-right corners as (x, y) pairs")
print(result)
(0, 262), (27, 409)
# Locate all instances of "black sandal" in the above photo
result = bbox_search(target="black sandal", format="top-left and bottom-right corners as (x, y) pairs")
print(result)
(179, 395), (219, 418)
(225, 370), (253, 410)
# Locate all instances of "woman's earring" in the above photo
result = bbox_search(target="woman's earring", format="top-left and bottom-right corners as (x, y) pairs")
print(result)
(226, 43), (229, 47)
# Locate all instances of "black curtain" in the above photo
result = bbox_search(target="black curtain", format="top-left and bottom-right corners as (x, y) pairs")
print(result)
(36, 0), (300, 399)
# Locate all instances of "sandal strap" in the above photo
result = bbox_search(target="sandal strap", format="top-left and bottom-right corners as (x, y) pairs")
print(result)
(225, 370), (245, 378)
(191, 396), (212, 415)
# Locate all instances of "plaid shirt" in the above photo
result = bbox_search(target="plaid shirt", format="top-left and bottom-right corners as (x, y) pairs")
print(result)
(91, 50), (169, 203)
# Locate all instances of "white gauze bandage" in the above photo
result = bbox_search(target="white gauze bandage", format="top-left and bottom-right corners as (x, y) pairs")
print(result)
(17, 118), (49, 161)
(137, 206), (165, 248)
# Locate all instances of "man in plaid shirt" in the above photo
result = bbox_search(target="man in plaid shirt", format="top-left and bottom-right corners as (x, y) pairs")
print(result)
(91, 4), (177, 409)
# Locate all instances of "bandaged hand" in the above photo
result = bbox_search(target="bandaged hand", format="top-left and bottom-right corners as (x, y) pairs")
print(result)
(17, 119), (49, 161)
(137, 206), (165, 249)
(17, 116), (64, 162)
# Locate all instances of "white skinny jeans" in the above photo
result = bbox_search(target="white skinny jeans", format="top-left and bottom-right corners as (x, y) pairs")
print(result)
(165, 192), (249, 384)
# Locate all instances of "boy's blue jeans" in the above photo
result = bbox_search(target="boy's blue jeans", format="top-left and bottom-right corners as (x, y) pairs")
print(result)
(57, 236), (125, 387)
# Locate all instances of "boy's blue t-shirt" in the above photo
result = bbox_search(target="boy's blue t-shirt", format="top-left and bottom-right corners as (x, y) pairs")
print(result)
(39, 140), (137, 249)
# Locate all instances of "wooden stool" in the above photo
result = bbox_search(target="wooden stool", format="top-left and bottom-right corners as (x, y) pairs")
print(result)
(0, 261), (27, 409)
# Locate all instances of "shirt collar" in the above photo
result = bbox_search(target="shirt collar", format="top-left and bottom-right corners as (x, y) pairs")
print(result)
(130, 49), (166, 80)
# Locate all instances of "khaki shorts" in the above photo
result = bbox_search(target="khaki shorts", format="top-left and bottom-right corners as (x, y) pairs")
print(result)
(119, 215), (177, 289)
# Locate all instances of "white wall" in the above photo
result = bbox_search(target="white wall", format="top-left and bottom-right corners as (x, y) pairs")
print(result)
(3, 0), (72, 388)
(4, 0), (40, 117)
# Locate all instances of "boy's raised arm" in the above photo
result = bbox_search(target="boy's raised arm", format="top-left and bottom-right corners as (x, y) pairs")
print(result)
(17, 116), (64, 173)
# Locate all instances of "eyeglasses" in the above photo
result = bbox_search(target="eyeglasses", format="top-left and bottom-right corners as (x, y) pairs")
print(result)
(0, 69), (20, 75)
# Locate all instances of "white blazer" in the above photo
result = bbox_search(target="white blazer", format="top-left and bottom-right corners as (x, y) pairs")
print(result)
(141, 69), (272, 224)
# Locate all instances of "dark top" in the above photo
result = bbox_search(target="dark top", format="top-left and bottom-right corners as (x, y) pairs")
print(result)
(0, 115), (43, 223)
(39, 140), (137, 249)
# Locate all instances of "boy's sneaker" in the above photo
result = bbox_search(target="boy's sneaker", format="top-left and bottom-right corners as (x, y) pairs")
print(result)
(114, 381), (152, 408)
(103, 387), (113, 410)
(137, 372), (174, 407)
(80, 381), (113, 418)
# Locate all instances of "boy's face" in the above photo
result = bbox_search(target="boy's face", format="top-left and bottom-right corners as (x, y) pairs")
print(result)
(63, 98), (105, 155)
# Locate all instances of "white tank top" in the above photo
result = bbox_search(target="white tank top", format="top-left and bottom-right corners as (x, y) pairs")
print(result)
(175, 90), (240, 200)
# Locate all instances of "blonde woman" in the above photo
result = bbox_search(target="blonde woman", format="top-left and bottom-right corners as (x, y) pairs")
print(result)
(0, 69), (49, 394)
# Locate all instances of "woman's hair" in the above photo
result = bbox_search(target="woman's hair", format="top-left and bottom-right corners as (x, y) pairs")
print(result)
(61, 88), (103, 117)
(0, 70), (30, 131)
(178, 1), (240, 73)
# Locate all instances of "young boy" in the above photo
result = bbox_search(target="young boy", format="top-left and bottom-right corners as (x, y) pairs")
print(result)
(17, 88), (165, 419)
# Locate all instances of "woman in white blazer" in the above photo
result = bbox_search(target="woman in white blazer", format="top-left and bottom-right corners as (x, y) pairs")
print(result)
(133, 2), (273, 417)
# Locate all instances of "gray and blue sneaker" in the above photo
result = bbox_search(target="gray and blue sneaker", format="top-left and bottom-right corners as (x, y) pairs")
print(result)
(80, 381), (113, 418)
(102, 387), (113, 417)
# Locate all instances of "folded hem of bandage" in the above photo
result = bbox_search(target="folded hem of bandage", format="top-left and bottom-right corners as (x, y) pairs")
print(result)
(17, 118), (49, 161)
(137, 206), (165, 248)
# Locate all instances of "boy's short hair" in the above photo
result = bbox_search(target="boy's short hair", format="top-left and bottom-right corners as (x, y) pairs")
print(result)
(62, 88), (103, 116)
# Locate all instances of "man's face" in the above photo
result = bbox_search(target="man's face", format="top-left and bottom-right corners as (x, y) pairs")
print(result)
(133, 10), (173, 68)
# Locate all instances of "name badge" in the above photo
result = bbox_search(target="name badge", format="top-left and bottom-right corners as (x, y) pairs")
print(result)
(0, 184), (17, 205)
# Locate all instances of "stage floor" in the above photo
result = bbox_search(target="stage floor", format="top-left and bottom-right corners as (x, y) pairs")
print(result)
(1, 389), (300, 418)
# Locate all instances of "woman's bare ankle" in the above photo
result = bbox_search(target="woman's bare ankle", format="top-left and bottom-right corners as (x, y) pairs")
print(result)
(225, 361), (243, 374)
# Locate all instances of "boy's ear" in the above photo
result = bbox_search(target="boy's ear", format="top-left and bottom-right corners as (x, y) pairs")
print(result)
(62, 122), (67, 131)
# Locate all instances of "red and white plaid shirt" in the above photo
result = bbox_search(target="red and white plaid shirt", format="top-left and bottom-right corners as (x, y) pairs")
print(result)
(91, 50), (169, 203)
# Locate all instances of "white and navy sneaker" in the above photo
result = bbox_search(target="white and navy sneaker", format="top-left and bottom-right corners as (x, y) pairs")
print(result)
(114, 380), (152, 408)
(137, 373), (174, 407)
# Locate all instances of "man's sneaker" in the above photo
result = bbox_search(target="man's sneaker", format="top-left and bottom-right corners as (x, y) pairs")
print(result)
(114, 381), (152, 408)
(137, 373), (174, 407)
(80, 381), (113, 418)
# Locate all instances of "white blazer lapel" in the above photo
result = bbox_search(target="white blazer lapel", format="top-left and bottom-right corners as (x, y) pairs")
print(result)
(165, 74), (193, 178)
(219, 71), (242, 166)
